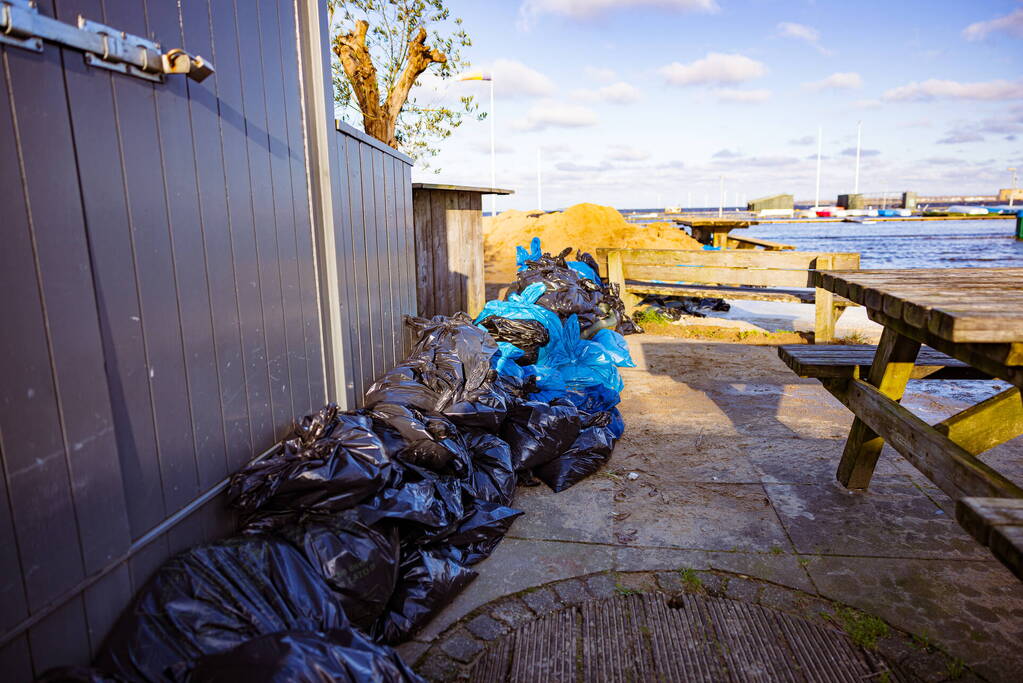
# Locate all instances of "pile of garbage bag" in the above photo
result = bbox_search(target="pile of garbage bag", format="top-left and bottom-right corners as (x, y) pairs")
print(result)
(45, 239), (638, 682)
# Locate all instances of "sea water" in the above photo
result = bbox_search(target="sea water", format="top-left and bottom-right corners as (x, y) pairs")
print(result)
(742, 218), (1023, 268)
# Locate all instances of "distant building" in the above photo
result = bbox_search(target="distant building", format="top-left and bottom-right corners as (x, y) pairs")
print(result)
(747, 193), (793, 212)
(902, 192), (918, 210)
(998, 188), (1023, 202)
(837, 194), (864, 209)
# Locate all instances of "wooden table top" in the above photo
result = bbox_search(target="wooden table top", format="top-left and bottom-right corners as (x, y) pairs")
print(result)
(814, 268), (1023, 385)
(814, 268), (1023, 344)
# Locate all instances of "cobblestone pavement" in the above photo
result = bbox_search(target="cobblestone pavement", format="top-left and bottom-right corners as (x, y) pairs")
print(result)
(399, 336), (1023, 682)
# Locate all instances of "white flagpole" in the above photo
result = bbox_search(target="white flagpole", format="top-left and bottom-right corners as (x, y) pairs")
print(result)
(815, 125), (823, 209)
(537, 147), (542, 211)
(489, 78), (496, 216)
(854, 120), (862, 195)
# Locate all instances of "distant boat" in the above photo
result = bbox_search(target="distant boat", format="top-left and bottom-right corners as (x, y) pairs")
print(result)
(946, 205), (989, 215)
(844, 216), (877, 224)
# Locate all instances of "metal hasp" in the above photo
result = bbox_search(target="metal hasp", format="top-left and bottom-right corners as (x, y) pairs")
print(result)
(0, 0), (214, 83)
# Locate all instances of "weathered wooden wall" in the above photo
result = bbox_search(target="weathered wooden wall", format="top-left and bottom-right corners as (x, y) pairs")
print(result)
(412, 186), (487, 319)
(0, 0), (414, 677)
(328, 122), (417, 407)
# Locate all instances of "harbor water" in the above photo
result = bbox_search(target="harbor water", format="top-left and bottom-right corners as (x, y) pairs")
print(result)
(742, 218), (1023, 268)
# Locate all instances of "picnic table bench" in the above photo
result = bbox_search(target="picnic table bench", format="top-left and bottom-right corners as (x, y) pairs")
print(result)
(778, 268), (1023, 579)
(598, 248), (860, 342)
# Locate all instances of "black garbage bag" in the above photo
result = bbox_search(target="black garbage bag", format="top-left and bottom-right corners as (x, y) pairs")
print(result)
(500, 397), (581, 471)
(227, 412), (390, 519)
(600, 282), (643, 335)
(35, 667), (119, 682)
(438, 500), (523, 565)
(513, 249), (604, 324)
(366, 314), (509, 433)
(96, 536), (348, 681)
(186, 629), (423, 683)
(462, 430), (516, 506)
(276, 510), (401, 631)
(533, 413), (618, 493)
(478, 315), (549, 365)
(358, 465), (467, 543)
(372, 548), (478, 645)
(369, 404), (469, 475)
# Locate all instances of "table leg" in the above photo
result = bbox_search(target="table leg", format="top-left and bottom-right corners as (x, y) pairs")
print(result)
(837, 327), (921, 489)
(814, 288), (836, 343)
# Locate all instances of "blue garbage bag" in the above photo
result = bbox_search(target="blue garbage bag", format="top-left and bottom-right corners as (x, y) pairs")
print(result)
(515, 237), (601, 284)
(544, 316), (633, 393)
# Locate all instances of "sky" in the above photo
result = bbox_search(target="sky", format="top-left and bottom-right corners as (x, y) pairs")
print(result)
(403, 0), (1023, 211)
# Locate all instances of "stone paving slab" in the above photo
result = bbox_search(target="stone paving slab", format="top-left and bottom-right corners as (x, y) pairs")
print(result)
(402, 337), (1023, 681)
(766, 480), (990, 559)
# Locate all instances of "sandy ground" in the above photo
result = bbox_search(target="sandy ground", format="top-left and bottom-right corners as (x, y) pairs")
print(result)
(403, 335), (1023, 681)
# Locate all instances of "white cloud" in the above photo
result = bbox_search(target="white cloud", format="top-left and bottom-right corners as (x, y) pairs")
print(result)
(803, 72), (863, 91)
(853, 99), (882, 109)
(605, 145), (650, 161)
(937, 131), (985, 145)
(519, 0), (719, 28)
(513, 101), (599, 131)
(777, 21), (831, 55)
(715, 88), (772, 103)
(584, 66), (617, 82)
(572, 81), (642, 104)
(963, 8), (1023, 41)
(840, 147), (880, 157)
(463, 59), (555, 99)
(659, 53), (767, 86)
(712, 149), (743, 159)
(883, 79), (1023, 102)
(789, 135), (815, 146)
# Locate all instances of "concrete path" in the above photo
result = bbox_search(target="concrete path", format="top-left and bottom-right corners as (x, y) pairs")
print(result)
(401, 336), (1023, 682)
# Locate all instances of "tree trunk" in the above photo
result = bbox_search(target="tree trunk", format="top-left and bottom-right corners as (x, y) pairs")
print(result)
(333, 20), (446, 150)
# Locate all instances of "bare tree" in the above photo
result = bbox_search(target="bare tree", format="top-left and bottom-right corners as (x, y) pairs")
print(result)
(329, 1), (479, 165)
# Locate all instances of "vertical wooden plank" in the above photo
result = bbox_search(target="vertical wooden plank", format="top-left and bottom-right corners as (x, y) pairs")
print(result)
(466, 193), (486, 317)
(27, 596), (89, 674)
(257, 0), (305, 424)
(0, 635), (33, 682)
(815, 288), (836, 343)
(82, 564), (132, 658)
(413, 189), (434, 319)
(0, 29), (86, 611)
(383, 155), (401, 366)
(359, 143), (384, 382)
(108, 0), (199, 516)
(237, 0), (291, 440)
(347, 138), (373, 400)
(15, 0), (134, 581)
(390, 158), (411, 352)
(332, 133), (360, 407)
(429, 191), (449, 317)
(51, 0), (164, 540)
(371, 149), (395, 370)
(0, 444), (27, 634)
(399, 162), (416, 352)
(180, 0), (252, 469)
(276, 0), (323, 413)
(214, 0), (272, 456)
(148, 0), (228, 492)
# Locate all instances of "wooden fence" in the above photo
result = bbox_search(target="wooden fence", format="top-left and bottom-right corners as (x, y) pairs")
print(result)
(0, 0), (415, 677)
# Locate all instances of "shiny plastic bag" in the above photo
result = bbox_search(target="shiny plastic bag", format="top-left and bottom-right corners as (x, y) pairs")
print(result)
(97, 536), (349, 681)
(500, 397), (581, 471)
(478, 315), (549, 365)
(533, 414), (619, 493)
(228, 412), (390, 519)
(372, 548), (478, 645)
(186, 629), (423, 683)
(276, 510), (400, 631)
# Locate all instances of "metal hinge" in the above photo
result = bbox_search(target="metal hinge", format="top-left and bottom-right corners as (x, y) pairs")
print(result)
(0, 0), (213, 83)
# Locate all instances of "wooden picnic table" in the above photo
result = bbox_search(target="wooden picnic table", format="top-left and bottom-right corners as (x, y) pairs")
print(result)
(671, 218), (757, 248)
(812, 267), (1023, 578)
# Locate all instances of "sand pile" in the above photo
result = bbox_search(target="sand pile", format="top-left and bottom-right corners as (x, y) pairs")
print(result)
(484, 203), (702, 282)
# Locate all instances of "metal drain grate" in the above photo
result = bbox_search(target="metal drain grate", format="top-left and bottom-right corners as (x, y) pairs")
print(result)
(468, 593), (901, 682)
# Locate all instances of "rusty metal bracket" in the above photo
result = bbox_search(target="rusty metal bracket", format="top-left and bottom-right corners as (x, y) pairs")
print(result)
(0, 0), (214, 83)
